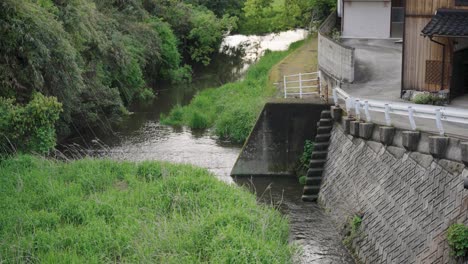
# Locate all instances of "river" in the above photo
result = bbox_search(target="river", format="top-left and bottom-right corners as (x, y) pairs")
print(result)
(61, 29), (354, 264)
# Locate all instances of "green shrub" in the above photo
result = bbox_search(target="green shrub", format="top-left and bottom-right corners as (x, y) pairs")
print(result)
(447, 223), (468, 257)
(0, 155), (294, 262)
(0, 93), (62, 154)
(188, 111), (210, 129)
(298, 175), (306, 185)
(136, 88), (156, 102)
(238, 0), (335, 34)
(161, 105), (185, 126)
(300, 140), (314, 167)
(412, 93), (444, 105)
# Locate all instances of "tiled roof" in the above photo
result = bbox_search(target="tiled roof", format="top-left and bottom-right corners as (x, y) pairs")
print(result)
(422, 9), (468, 37)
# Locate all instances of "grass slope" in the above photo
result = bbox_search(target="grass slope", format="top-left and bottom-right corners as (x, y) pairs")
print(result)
(269, 36), (318, 85)
(0, 155), (293, 263)
(161, 40), (306, 144)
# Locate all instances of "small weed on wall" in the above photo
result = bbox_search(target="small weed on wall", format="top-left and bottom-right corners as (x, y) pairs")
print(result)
(343, 215), (362, 248)
(447, 223), (468, 258)
(297, 140), (314, 185)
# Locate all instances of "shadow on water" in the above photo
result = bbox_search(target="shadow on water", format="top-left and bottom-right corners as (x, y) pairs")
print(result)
(235, 176), (355, 264)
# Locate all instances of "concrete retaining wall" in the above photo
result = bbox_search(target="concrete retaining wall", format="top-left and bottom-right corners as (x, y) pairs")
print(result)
(318, 13), (355, 83)
(319, 124), (468, 263)
(231, 100), (329, 176)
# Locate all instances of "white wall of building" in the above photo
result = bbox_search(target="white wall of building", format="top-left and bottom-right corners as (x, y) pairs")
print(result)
(342, 1), (391, 39)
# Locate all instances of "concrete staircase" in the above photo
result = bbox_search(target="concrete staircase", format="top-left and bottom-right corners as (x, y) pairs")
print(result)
(302, 110), (333, 202)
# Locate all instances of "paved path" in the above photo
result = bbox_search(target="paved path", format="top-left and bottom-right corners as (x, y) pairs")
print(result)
(342, 39), (403, 101)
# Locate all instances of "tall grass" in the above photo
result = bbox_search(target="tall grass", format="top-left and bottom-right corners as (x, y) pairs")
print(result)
(0, 155), (293, 263)
(161, 40), (306, 144)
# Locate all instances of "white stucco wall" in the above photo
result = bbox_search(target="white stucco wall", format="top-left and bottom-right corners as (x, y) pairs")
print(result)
(342, 1), (391, 39)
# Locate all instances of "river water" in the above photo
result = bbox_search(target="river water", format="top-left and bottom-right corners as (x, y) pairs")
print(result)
(62, 29), (354, 264)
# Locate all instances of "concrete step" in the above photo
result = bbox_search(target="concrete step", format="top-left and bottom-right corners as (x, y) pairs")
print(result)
(302, 194), (318, 202)
(309, 159), (326, 168)
(314, 142), (329, 151)
(317, 126), (333, 134)
(305, 176), (322, 185)
(303, 185), (320, 195)
(321, 111), (332, 119)
(319, 118), (333, 127)
(311, 150), (328, 160)
(307, 168), (324, 177)
(315, 134), (331, 143)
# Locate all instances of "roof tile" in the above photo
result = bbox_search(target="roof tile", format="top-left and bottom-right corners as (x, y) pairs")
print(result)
(421, 9), (468, 37)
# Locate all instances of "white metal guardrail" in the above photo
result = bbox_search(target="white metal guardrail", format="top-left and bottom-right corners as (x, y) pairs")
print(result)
(284, 72), (321, 98)
(333, 87), (468, 137)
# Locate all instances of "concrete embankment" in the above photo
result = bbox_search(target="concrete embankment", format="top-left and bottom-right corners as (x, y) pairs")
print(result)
(231, 99), (329, 176)
(319, 119), (468, 263)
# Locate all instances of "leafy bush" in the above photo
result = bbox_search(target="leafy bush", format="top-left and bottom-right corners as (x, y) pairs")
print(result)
(412, 93), (445, 105)
(447, 223), (468, 257)
(300, 140), (315, 167)
(0, 93), (62, 154)
(238, 0), (336, 34)
(298, 175), (306, 185)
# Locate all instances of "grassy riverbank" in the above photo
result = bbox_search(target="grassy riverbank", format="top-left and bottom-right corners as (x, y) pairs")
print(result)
(161, 39), (308, 144)
(0, 155), (293, 263)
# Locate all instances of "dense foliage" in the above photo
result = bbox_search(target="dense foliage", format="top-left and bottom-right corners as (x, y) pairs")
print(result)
(0, 0), (335, 154)
(0, 155), (293, 262)
(239, 0), (336, 34)
(0, 93), (62, 154)
(0, 0), (235, 142)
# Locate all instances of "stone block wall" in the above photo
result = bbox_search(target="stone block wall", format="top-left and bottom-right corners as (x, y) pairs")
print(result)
(318, 34), (355, 83)
(319, 125), (468, 264)
(318, 13), (355, 83)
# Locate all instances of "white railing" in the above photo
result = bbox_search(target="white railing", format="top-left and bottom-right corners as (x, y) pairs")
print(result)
(333, 87), (468, 138)
(284, 72), (321, 98)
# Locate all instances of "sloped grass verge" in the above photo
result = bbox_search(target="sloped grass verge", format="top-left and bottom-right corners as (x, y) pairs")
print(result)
(0, 155), (293, 263)
(161, 40), (306, 144)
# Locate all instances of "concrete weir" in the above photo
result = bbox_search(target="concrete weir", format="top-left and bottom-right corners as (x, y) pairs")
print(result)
(231, 99), (329, 176)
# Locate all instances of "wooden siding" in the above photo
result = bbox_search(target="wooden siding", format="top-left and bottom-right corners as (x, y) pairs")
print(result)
(403, 0), (468, 92)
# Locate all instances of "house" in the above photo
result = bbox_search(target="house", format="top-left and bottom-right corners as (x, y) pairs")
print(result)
(337, 0), (404, 39)
(402, 1), (468, 101)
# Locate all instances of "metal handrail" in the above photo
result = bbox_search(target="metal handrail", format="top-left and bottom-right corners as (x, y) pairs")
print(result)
(284, 72), (321, 99)
(333, 87), (468, 137)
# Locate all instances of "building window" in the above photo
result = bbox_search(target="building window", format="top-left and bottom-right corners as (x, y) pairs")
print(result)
(455, 0), (468, 6)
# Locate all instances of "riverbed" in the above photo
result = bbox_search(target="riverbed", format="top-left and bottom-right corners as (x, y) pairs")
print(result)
(62, 29), (354, 264)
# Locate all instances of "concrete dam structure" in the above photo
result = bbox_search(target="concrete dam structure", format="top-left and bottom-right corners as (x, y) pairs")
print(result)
(231, 100), (329, 176)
